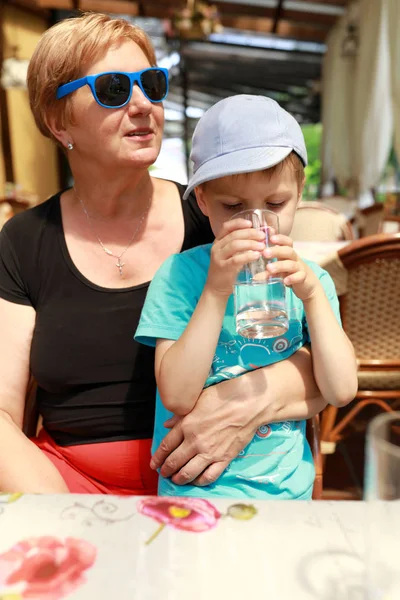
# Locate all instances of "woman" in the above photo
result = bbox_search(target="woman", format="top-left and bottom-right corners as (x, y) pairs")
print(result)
(0, 13), (326, 494)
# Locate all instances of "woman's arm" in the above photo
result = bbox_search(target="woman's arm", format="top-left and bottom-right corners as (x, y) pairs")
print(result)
(151, 345), (326, 486)
(156, 288), (227, 415)
(0, 299), (69, 493)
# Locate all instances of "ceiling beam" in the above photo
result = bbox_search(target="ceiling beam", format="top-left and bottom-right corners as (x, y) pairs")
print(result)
(272, 0), (284, 34)
(219, 15), (327, 41)
(296, 0), (347, 5)
(5, 0), (51, 17)
(142, 1), (337, 28)
(36, 0), (139, 14)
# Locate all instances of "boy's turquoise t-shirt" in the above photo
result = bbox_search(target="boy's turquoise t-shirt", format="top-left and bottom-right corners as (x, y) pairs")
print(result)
(135, 243), (341, 500)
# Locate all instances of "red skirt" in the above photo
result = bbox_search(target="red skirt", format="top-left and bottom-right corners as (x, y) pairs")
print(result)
(31, 429), (158, 495)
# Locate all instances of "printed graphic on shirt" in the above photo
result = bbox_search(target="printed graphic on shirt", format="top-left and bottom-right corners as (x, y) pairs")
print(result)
(207, 317), (305, 386)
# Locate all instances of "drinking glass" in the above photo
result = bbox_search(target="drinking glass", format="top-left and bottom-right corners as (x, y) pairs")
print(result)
(231, 208), (288, 339)
(364, 411), (400, 599)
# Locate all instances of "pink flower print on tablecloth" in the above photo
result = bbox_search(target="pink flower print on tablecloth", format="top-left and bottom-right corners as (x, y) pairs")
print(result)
(137, 496), (221, 544)
(0, 536), (96, 600)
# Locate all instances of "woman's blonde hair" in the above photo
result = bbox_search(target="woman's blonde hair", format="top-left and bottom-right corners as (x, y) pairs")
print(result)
(27, 12), (157, 140)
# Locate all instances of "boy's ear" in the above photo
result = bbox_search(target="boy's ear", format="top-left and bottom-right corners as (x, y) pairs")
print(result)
(194, 185), (209, 217)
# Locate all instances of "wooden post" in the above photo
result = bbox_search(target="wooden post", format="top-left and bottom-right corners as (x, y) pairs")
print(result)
(179, 39), (190, 181)
(0, 1), (15, 185)
(272, 0), (284, 34)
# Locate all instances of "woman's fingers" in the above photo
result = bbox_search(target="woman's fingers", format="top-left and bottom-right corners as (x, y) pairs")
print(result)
(150, 421), (185, 471)
(170, 454), (214, 486)
(191, 460), (229, 487)
(163, 414), (181, 429)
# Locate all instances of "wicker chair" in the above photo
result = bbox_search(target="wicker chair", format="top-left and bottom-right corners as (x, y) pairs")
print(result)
(320, 233), (400, 469)
(291, 201), (355, 242)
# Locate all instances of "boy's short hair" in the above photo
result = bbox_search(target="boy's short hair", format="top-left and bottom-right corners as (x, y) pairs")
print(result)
(184, 95), (307, 200)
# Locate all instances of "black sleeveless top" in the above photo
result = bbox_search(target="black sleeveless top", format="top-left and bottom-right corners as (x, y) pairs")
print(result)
(0, 184), (214, 445)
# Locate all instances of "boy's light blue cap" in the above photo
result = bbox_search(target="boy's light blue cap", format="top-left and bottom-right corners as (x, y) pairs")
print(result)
(183, 94), (308, 200)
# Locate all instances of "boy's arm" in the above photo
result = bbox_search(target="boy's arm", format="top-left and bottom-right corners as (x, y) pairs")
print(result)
(155, 287), (227, 415)
(264, 234), (358, 408)
(303, 287), (358, 407)
(154, 219), (266, 416)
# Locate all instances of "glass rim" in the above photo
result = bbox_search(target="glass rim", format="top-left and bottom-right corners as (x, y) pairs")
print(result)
(230, 208), (279, 221)
(367, 411), (400, 459)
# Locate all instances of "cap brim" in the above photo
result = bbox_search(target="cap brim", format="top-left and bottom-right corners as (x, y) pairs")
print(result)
(183, 146), (293, 200)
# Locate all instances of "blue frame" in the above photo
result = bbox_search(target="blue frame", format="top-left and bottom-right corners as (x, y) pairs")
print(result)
(56, 67), (169, 108)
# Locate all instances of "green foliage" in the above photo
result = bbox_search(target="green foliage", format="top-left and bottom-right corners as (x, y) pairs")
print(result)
(301, 123), (322, 200)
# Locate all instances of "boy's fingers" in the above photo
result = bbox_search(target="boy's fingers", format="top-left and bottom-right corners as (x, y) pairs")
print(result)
(218, 239), (265, 259)
(218, 228), (265, 251)
(269, 234), (293, 247)
(215, 218), (251, 240)
(267, 259), (301, 275)
(263, 245), (298, 261)
(227, 250), (262, 268)
(284, 272), (306, 286)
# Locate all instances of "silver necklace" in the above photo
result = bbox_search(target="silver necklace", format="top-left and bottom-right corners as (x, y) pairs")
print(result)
(75, 188), (150, 276)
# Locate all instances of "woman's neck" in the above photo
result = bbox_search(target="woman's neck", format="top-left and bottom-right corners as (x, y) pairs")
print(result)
(70, 165), (154, 220)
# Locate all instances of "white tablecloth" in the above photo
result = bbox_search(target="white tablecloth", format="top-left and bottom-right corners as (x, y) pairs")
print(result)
(0, 494), (395, 600)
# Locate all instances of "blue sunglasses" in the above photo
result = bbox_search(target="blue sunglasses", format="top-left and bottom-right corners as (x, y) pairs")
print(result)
(56, 67), (169, 108)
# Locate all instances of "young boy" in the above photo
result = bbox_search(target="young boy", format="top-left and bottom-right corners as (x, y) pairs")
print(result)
(135, 95), (357, 499)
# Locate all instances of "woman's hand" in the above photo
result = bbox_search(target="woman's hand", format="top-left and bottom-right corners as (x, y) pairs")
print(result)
(265, 234), (320, 302)
(150, 381), (264, 486)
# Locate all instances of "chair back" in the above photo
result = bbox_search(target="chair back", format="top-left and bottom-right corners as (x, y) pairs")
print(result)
(307, 414), (323, 499)
(338, 234), (400, 367)
(320, 196), (357, 219)
(23, 377), (39, 438)
(291, 201), (355, 242)
(355, 203), (385, 238)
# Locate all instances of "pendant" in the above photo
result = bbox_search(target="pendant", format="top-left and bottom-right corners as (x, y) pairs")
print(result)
(116, 257), (125, 276)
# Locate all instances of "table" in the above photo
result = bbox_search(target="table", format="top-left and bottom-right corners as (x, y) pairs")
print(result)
(294, 241), (351, 295)
(0, 493), (379, 600)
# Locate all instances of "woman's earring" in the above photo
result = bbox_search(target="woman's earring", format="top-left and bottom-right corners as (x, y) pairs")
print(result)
(67, 142), (74, 150)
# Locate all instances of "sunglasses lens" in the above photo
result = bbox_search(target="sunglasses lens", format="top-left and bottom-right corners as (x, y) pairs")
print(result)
(95, 73), (130, 107)
(140, 69), (168, 102)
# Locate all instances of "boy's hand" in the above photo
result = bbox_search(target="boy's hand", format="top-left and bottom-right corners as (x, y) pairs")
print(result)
(206, 219), (266, 298)
(264, 234), (320, 302)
